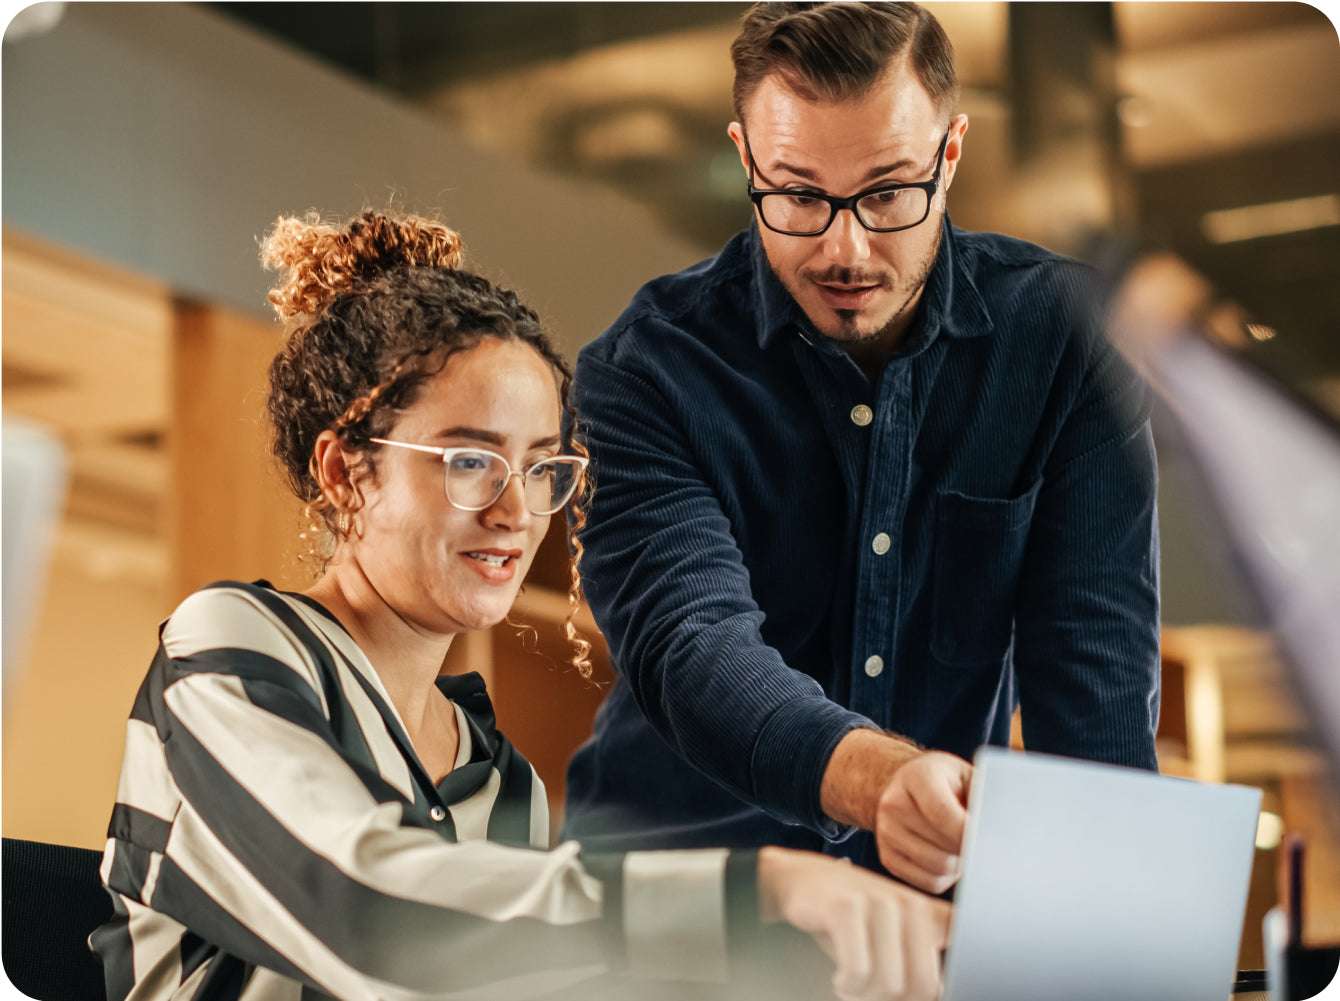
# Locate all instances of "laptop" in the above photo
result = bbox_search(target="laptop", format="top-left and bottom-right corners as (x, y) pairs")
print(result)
(941, 747), (1261, 1001)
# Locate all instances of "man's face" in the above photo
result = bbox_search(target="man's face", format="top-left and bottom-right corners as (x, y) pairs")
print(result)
(730, 60), (968, 354)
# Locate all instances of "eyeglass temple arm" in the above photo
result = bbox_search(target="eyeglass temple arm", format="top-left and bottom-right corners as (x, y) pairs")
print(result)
(368, 438), (447, 457)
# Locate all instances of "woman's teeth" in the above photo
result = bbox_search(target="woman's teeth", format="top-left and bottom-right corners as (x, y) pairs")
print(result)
(468, 552), (508, 567)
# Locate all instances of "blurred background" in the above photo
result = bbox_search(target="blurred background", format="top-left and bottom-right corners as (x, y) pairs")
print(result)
(2, 1), (1337, 968)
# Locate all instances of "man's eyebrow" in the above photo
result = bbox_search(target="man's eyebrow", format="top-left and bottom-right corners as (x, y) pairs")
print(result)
(769, 158), (920, 188)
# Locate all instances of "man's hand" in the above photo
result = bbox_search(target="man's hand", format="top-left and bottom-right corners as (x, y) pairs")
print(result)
(820, 730), (973, 893)
(758, 846), (952, 1001)
(873, 751), (972, 894)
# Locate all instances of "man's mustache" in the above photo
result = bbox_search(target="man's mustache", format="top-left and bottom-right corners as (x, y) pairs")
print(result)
(801, 267), (892, 288)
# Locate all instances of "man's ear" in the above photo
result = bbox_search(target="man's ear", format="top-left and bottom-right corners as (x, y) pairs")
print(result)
(727, 122), (750, 173)
(941, 113), (969, 194)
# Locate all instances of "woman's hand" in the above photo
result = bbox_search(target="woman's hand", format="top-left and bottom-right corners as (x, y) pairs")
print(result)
(757, 846), (952, 1001)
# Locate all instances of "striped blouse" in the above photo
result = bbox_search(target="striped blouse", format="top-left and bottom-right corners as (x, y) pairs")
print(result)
(92, 581), (753, 1001)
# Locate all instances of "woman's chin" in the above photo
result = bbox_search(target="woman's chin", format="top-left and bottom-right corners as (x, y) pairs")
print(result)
(449, 593), (523, 634)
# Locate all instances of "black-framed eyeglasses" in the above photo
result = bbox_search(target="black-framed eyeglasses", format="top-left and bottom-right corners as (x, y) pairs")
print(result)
(369, 439), (588, 516)
(745, 130), (950, 237)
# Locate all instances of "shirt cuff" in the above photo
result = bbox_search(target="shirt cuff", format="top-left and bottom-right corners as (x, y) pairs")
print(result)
(751, 697), (876, 838)
(622, 849), (731, 982)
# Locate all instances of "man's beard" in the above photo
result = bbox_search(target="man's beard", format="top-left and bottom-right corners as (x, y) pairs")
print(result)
(780, 223), (942, 347)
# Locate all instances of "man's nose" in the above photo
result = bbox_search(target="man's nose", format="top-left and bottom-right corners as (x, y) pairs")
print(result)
(821, 207), (871, 266)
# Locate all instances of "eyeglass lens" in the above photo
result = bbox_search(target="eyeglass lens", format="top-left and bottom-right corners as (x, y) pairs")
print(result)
(757, 187), (930, 236)
(443, 451), (583, 515)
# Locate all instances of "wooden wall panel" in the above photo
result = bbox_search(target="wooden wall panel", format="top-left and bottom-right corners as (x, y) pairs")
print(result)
(485, 618), (613, 845)
(2, 229), (174, 848)
(170, 304), (312, 600)
(1, 546), (165, 848)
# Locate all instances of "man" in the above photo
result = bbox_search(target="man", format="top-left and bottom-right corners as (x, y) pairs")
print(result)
(562, 1), (1160, 892)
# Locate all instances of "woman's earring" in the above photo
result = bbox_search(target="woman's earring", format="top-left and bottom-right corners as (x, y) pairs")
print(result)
(337, 511), (350, 536)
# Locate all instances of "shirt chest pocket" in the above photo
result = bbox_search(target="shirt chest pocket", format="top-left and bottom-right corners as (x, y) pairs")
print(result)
(930, 479), (1042, 666)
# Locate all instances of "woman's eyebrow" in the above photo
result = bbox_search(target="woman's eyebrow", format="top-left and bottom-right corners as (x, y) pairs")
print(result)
(435, 427), (562, 450)
(435, 426), (504, 446)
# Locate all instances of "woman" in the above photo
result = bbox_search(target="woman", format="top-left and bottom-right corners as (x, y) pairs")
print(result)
(93, 210), (949, 1001)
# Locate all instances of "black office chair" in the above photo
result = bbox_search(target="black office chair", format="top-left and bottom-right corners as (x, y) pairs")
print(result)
(3, 838), (112, 1001)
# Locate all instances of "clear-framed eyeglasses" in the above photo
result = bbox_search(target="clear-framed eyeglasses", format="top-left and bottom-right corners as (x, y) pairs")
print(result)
(745, 130), (950, 237)
(369, 439), (588, 516)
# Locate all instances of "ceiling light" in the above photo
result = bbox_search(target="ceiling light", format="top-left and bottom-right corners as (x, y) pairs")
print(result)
(1201, 194), (1340, 245)
(1117, 95), (1153, 129)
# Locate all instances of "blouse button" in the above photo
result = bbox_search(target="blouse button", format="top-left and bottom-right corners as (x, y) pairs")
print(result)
(430, 805), (447, 822)
(871, 532), (891, 555)
(850, 404), (874, 426)
(864, 655), (885, 678)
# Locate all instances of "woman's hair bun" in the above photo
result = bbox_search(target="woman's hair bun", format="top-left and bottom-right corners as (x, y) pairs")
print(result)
(261, 209), (464, 322)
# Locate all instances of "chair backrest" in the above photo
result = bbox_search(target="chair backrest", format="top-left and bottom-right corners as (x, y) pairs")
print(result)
(3, 838), (112, 1001)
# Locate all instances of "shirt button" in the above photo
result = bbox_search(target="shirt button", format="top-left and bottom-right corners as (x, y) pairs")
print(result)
(871, 532), (891, 555)
(850, 404), (873, 426)
(430, 806), (447, 822)
(864, 655), (884, 677)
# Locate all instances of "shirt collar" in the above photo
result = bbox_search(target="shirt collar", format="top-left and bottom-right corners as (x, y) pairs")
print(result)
(751, 216), (994, 353)
(751, 221), (810, 350)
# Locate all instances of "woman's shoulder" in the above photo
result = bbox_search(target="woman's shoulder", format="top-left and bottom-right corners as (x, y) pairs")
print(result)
(155, 581), (338, 709)
(160, 580), (317, 666)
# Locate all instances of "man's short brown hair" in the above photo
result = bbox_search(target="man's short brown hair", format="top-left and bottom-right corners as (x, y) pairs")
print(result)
(730, 2), (958, 125)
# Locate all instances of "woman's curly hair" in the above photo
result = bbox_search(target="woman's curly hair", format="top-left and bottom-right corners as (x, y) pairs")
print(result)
(260, 209), (592, 676)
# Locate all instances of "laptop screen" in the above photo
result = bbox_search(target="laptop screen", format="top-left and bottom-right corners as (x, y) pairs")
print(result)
(942, 747), (1260, 1001)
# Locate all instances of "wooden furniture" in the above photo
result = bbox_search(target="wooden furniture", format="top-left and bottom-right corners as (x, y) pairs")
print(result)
(1157, 626), (1324, 784)
(1157, 625), (1340, 953)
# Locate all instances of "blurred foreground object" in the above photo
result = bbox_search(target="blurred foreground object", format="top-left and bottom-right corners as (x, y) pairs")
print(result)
(2, 417), (68, 693)
(1262, 837), (1340, 1000)
(1104, 252), (1340, 792)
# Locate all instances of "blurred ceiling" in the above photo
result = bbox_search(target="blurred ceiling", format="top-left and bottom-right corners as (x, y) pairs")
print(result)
(1, 2), (1335, 597)
(214, 1), (1340, 390)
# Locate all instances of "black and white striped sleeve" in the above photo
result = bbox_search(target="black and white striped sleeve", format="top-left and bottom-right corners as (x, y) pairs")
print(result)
(99, 585), (746, 1001)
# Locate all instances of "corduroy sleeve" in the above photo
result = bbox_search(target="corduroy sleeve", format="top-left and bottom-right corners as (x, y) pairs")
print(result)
(570, 341), (874, 836)
(1010, 325), (1162, 770)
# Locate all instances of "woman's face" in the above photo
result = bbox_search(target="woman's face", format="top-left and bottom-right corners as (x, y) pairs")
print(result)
(343, 337), (562, 636)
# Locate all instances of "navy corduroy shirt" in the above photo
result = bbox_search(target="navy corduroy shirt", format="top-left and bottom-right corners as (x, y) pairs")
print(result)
(562, 221), (1160, 871)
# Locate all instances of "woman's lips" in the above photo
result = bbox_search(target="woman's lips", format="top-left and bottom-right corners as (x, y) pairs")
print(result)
(460, 550), (521, 584)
